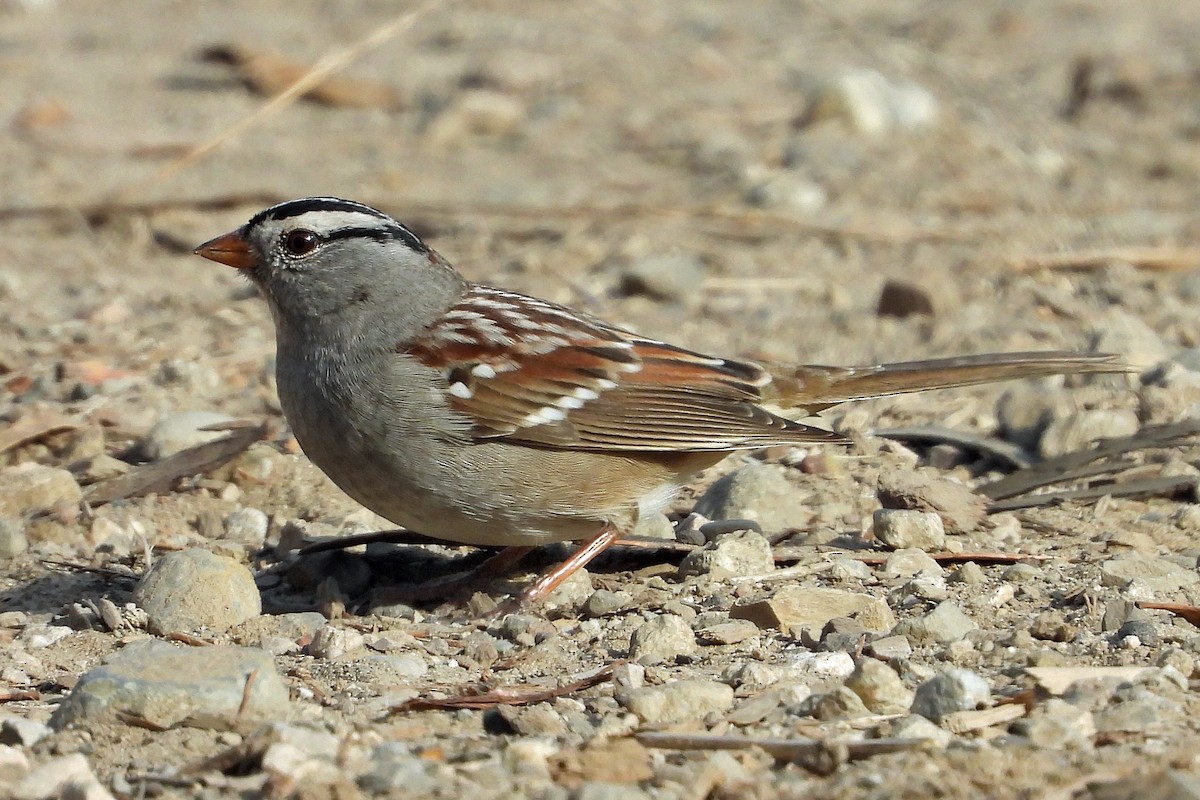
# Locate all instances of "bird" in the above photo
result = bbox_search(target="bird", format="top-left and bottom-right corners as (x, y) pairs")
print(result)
(194, 197), (1126, 613)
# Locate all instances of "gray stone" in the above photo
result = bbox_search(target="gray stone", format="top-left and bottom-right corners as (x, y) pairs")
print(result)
(629, 614), (696, 665)
(949, 562), (986, 585)
(583, 589), (633, 618)
(877, 472), (986, 534)
(223, 507), (269, 547)
(894, 601), (977, 644)
(620, 252), (706, 302)
(134, 548), (261, 634)
(631, 512), (676, 540)
(730, 586), (895, 634)
(309, 625), (366, 659)
(358, 742), (443, 794)
(693, 464), (811, 535)
(0, 744), (29, 786)
(0, 517), (28, 559)
(812, 686), (871, 720)
(873, 510), (946, 551)
(618, 680), (734, 724)
(1100, 554), (1199, 594)
(1011, 698), (1095, 749)
(910, 668), (990, 722)
(50, 639), (289, 729)
(677, 530), (774, 579)
(0, 463), (82, 517)
(141, 410), (237, 460)
(1090, 308), (1169, 370)
(845, 658), (913, 714)
(866, 634), (912, 660)
(1001, 563), (1042, 582)
(1039, 409), (1140, 459)
(883, 714), (953, 747)
(882, 548), (944, 578)
(696, 619), (760, 646)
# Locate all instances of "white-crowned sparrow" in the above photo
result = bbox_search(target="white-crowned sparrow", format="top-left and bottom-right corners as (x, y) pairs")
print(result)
(195, 197), (1125, 611)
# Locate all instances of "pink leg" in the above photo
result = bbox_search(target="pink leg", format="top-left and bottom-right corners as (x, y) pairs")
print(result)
(489, 524), (621, 617)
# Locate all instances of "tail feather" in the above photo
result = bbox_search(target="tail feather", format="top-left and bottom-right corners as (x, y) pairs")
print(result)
(774, 351), (1131, 411)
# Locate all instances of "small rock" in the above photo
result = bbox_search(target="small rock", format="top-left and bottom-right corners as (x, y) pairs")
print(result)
(730, 586), (895, 635)
(678, 530), (774, 579)
(780, 651), (856, 681)
(883, 714), (953, 747)
(11, 753), (113, 800)
(0, 517), (28, 559)
(873, 510), (946, 551)
(68, 453), (130, 485)
(620, 252), (706, 303)
(1011, 698), (1096, 749)
(1100, 554), (1199, 594)
(309, 625), (366, 659)
(134, 548), (261, 634)
(1089, 308), (1169, 370)
(802, 67), (939, 136)
(494, 703), (568, 736)
(693, 464), (811, 535)
(845, 658), (913, 714)
(618, 680), (734, 724)
(865, 634), (912, 661)
(882, 548), (944, 578)
(812, 686), (871, 720)
(876, 279), (935, 318)
(910, 668), (990, 722)
(1001, 563), (1042, 582)
(17, 623), (72, 649)
(876, 472), (986, 534)
(696, 619), (760, 646)
(631, 513), (676, 540)
(0, 744), (29, 785)
(583, 589), (633, 617)
(744, 171), (827, 213)
(1102, 599), (1144, 633)
(629, 614), (696, 665)
(358, 742), (443, 794)
(0, 716), (50, 746)
(223, 507), (269, 547)
(894, 601), (977, 644)
(426, 89), (525, 146)
(996, 385), (1074, 450)
(1039, 409), (1140, 458)
(50, 639), (289, 729)
(1115, 619), (1160, 648)
(949, 562), (985, 585)
(0, 463), (82, 517)
(141, 410), (236, 460)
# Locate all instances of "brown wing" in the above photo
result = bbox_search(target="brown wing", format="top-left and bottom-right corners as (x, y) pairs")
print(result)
(404, 286), (846, 451)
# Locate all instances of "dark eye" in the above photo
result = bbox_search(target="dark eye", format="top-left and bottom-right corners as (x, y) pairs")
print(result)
(282, 229), (320, 257)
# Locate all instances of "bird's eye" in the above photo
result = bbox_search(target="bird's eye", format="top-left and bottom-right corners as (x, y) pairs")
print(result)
(282, 229), (321, 257)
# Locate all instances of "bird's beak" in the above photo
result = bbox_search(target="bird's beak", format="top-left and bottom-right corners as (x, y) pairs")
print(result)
(194, 230), (257, 270)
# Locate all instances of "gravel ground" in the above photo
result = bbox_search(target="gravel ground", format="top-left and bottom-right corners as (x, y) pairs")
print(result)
(3, 1), (1200, 798)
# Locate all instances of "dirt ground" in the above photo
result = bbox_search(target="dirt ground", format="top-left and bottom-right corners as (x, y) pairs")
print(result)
(3, 1), (1200, 798)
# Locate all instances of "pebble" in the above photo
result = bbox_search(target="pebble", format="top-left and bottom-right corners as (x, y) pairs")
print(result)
(743, 171), (827, 213)
(0, 463), (82, 517)
(632, 512), (676, 540)
(910, 668), (991, 722)
(730, 586), (896, 635)
(223, 507), (269, 547)
(17, 623), (72, 649)
(693, 464), (812, 534)
(877, 472), (986, 534)
(811, 686), (871, 720)
(802, 67), (939, 136)
(1039, 409), (1140, 458)
(844, 658), (913, 714)
(1100, 554), (1199, 594)
(50, 639), (289, 729)
(583, 589), (634, 617)
(882, 548), (944, 578)
(629, 614), (697, 665)
(426, 89), (526, 146)
(1089, 308), (1169, 370)
(10, 753), (113, 800)
(883, 714), (953, 747)
(865, 634), (912, 661)
(141, 410), (237, 460)
(780, 651), (855, 681)
(618, 679), (734, 724)
(1011, 698), (1096, 749)
(894, 601), (977, 644)
(1001, 563), (1042, 583)
(309, 625), (366, 659)
(0, 517), (28, 558)
(677, 530), (774, 579)
(696, 619), (760, 646)
(0, 716), (50, 746)
(358, 742), (443, 794)
(0, 744), (29, 785)
(949, 562), (986, 585)
(620, 252), (706, 303)
(134, 548), (261, 634)
(873, 509), (946, 551)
